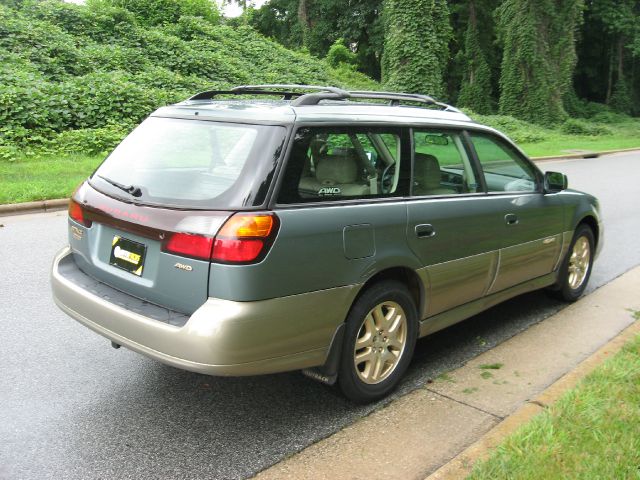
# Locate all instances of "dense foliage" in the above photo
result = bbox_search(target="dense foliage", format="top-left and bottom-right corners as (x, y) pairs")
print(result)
(0, 0), (375, 158)
(249, 0), (384, 80)
(455, 0), (494, 114)
(250, 0), (639, 120)
(382, 0), (451, 96)
(496, 0), (584, 124)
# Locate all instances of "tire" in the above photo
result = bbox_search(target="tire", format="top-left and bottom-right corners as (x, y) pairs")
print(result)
(551, 224), (595, 302)
(338, 280), (418, 403)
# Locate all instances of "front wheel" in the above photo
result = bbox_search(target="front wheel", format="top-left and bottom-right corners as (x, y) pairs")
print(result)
(338, 280), (418, 403)
(551, 225), (595, 302)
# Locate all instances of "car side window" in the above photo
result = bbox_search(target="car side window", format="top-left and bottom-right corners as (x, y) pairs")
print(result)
(470, 133), (538, 193)
(277, 127), (410, 204)
(413, 130), (480, 196)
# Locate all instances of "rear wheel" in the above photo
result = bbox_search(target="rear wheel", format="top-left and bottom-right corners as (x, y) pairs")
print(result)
(338, 280), (418, 403)
(551, 224), (595, 302)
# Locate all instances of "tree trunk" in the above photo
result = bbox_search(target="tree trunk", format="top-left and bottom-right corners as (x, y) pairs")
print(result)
(468, 0), (477, 85)
(606, 41), (614, 104)
(617, 35), (624, 79)
(297, 0), (310, 48)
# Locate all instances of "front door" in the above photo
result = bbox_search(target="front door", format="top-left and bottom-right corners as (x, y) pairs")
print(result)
(467, 132), (564, 294)
(406, 129), (500, 318)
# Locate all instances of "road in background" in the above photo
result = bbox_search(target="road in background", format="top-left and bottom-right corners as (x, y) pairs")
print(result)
(1, 152), (638, 479)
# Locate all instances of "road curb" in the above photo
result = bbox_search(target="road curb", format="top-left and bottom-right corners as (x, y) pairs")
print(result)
(1, 148), (639, 217)
(427, 318), (640, 480)
(531, 146), (640, 162)
(0, 198), (68, 216)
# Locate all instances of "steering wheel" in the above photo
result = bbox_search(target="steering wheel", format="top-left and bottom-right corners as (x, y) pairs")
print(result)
(381, 163), (395, 194)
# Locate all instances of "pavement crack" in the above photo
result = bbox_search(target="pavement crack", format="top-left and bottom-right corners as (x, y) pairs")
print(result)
(425, 388), (504, 420)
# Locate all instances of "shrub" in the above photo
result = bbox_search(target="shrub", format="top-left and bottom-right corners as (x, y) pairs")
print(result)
(471, 113), (548, 144)
(560, 119), (612, 136)
(0, 0), (377, 158)
(326, 39), (357, 69)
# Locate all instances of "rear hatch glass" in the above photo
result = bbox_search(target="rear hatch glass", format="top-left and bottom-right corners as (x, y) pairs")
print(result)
(90, 117), (287, 209)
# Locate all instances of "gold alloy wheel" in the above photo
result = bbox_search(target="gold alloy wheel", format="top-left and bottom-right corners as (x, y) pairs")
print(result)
(353, 301), (407, 385)
(568, 236), (591, 290)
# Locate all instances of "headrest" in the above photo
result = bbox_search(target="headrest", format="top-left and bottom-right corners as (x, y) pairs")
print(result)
(414, 153), (442, 189)
(316, 151), (359, 184)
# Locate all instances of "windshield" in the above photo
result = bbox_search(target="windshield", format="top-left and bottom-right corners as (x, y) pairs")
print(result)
(91, 117), (286, 209)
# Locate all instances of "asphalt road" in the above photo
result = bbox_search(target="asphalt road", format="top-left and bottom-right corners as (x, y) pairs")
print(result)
(1, 152), (639, 480)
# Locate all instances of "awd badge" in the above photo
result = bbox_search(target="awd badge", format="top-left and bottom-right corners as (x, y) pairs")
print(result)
(174, 262), (193, 272)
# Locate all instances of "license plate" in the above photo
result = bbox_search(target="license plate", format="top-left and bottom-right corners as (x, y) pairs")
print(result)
(109, 236), (146, 276)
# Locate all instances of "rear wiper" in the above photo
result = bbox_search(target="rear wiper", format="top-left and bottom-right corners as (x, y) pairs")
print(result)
(97, 175), (143, 198)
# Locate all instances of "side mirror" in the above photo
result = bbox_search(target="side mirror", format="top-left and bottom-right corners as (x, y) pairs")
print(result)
(544, 171), (568, 193)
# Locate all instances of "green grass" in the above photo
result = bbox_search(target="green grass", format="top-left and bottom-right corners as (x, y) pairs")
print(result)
(467, 333), (640, 480)
(520, 133), (640, 157)
(479, 363), (504, 370)
(1, 118), (639, 204)
(0, 154), (101, 204)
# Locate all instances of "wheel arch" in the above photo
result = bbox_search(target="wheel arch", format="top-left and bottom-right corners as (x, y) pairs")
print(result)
(311, 265), (424, 382)
(353, 266), (424, 320)
(577, 215), (599, 250)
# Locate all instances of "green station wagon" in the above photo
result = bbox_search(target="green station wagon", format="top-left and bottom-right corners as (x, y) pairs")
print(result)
(51, 85), (602, 402)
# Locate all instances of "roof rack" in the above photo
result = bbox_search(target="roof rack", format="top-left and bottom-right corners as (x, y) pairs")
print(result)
(186, 84), (349, 103)
(347, 90), (462, 113)
(185, 84), (461, 113)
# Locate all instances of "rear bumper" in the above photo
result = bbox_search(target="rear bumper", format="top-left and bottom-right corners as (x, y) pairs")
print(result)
(51, 247), (356, 376)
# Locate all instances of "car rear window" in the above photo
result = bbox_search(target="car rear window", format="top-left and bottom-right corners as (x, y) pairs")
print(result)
(90, 117), (287, 209)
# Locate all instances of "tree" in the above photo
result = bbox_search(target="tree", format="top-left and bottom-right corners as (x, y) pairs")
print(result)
(497, 0), (584, 124)
(249, 0), (384, 79)
(456, 0), (493, 113)
(382, 0), (451, 97)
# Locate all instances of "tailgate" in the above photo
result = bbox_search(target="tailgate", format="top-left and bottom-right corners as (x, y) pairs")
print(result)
(69, 183), (229, 315)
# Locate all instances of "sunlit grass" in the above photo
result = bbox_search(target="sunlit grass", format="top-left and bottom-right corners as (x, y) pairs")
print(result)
(0, 154), (103, 203)
(467, 333), (640, 480)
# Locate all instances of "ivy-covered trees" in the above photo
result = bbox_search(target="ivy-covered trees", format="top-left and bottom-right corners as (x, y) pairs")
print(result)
(456, 0), (493, 113)
(496, 0), (584, 124)
(382, 0), (451, 96)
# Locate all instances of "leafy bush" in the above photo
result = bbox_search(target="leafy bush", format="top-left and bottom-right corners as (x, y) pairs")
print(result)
(470, 113), (548, 144)
(89, 0), (220, 26)
(0, 0), (377, 157)
(326, 39), (357, 69)
(560, 119), (612, 136)
(590, 111), (631, 124)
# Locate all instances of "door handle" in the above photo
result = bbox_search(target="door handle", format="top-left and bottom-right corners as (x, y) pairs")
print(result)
(505, 213), (519, 226)
(415, 224), (436, 238)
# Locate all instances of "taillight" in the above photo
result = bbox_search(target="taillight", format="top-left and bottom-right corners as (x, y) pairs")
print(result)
(163, 213), (278, 264)
(163, 233), (213, 261)
(68, 200), (92, 227)
(211, 214), (278, 264)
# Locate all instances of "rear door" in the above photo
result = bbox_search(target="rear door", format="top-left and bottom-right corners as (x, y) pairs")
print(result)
(406, 129), (500, 318)
(466, 132), (564, 293)
(220, 125), (413, 301)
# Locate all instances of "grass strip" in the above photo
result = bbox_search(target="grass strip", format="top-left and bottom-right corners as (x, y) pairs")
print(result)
(1, 122), (639, 204)
(467, 333), (640, 480)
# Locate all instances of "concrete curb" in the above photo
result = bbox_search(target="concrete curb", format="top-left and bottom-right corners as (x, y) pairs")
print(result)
(531, 147), (640, 162)
(0, 198), (68, 216)
(426, 319), (640, 480)
(1, 148), (639, 217)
